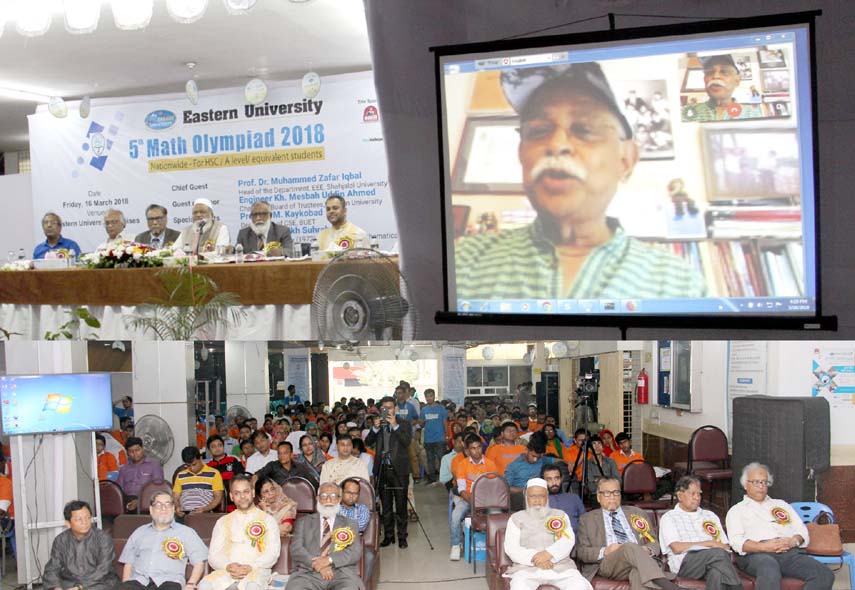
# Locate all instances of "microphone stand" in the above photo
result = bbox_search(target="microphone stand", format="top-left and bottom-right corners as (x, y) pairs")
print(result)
(193, 220), (206, 256)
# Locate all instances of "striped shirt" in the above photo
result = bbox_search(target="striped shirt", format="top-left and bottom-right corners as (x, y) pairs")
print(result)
(173, 465), (224, 511)
(454, 218), (707, 300)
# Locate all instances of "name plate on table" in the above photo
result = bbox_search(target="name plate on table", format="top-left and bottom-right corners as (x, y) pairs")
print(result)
(32, 259), (69, 270)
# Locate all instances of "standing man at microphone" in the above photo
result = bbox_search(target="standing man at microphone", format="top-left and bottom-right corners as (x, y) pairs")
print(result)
(365, 396), (413, 549)
(173, 198), (231, 253)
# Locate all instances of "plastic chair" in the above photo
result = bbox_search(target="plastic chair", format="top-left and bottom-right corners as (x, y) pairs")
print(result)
(621, 460), (670, 510)
(469, 472), (510, 573)
(790, 501), (855, 590)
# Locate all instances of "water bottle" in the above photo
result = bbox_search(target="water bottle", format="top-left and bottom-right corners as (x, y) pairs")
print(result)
(17, 248), (25, 260)
(6, 251), (14, 263)
(292, 242), (302, 259)
(234, 243), (244, 264)
(310, 239), (319, 261)
(370, 235), (380, 251)
(68, 249), (77, 267)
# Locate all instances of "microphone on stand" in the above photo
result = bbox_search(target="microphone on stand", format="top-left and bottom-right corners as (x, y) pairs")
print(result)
(192, 219), (207, 255)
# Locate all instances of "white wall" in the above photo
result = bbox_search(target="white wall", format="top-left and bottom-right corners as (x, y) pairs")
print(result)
(225, 341), (269, 419)
(0, 173), (33, 258)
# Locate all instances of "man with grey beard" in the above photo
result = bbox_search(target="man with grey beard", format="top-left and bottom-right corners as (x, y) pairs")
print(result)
(454, 62), (706, 300)
(235, 200), (293, 256)
(118, 491), (208, 590)
(503, 478), (591, 590)
(286, 482), (363, 590)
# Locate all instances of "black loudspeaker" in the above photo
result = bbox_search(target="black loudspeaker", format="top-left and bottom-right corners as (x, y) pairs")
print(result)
(536, 372), (560, 421)
(731, 395), (829, 504)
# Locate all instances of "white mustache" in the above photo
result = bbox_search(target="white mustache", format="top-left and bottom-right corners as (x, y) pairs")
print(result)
(707, 79), (728, 89)
(530, 155), (587, 183)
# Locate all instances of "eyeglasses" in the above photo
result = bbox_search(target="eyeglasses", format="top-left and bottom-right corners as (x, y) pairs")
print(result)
(146, 215), (166, 222)
(597, 490), (621, 497)
(151, 501), (174, 509)
(318, 493), (340, 500)
(519, 118), (624, 144)
(104, 219), (123, 225)
(747, 480), (771, 487)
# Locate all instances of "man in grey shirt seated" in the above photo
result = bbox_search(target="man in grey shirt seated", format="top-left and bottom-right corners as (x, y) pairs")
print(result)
(43, 500), (118, 590)
(119, 490), (208, 590)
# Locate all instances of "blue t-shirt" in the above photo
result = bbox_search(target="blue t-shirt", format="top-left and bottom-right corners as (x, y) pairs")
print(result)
(503, 454), (555, 488)
(33, 236), (82, 259)
(421, 403), (448, 443)
(396, 400), (419, 421)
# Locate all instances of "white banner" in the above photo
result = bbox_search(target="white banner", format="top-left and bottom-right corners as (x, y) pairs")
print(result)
(28, 71), (397, 253)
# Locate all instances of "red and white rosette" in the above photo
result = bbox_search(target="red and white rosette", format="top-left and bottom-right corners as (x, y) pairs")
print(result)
(630, 515), (656, 543)
(337, 238), (352, 250)
(332, 527), (355, 552)
(545, 516), (568, 539)
(702, 520), (720, 541)
(55, 248), (69, 259)
(771, 507), (790, 526)
(246, 521), (267, 553)
(163, 537), (185, 560)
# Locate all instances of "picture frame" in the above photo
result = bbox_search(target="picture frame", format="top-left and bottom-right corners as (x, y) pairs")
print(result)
(612, 79), (675, 160)
(451, 116), (524, 194)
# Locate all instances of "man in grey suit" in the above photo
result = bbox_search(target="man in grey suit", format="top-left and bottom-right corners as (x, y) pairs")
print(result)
(235, 200), (293, 255)
(135, 204), (181, 248)
(286, 482), (363, 590)
(575, 477), (680, 590)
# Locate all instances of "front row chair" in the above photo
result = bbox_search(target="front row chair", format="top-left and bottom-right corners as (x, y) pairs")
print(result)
(790, 501), (854, 590)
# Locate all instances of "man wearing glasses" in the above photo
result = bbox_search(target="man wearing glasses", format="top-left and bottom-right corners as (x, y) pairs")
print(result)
(135, 204), (180, 249)
(659, 475), (742, 590)
(725, 462), (834, 590)
(118, 491), (208, 590)
(576, 477), (679, 590)
(454, 62), (706, 300)
(235, 200), (293, 256)
(97, 208), (129, 250)
(286, 482), (363, 590)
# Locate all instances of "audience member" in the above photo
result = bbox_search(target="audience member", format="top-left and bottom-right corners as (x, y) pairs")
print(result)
(113, 396), (134, 420)
(584, 435), (620, 493)
(542, 463), (585, 533)
(421, 388), (448, 485)
(339, 477), (371, 534)
(320, 434), (370, 485)
(96, 433), (118, 480)
(173, 446), (225, 517)
(245, 430), (277, 474)
(611, 432), (645, 474)
(117, 437), (165, 512)
(449, 434), (498, 561)
(251, 441), (318, 488)
(485, 421), (527, 474)
(257, 477), (298, 537)
(505, 431), (553, 510)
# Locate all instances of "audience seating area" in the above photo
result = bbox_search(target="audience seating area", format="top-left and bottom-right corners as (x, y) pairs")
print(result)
(104, 476), (379, 590)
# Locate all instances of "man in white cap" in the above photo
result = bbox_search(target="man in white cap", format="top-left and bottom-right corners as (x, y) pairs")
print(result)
(503, 477), (592, 590)
(173, 198), (231, 254)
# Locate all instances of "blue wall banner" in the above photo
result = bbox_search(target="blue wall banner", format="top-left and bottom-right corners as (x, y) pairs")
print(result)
(29, 71), (397, 253)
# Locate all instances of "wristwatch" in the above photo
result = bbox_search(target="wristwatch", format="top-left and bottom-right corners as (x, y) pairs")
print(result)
(328, 556), (333, 566)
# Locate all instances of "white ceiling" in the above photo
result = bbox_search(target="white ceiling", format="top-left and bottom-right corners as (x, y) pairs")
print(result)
(0, 0), (372, 153)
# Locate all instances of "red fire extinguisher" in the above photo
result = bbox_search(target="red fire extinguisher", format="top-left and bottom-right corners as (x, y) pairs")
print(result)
(636, 368), (649, 404)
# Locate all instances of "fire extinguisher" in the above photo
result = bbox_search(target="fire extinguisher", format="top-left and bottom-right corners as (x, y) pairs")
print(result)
(636, 368), (649, 404)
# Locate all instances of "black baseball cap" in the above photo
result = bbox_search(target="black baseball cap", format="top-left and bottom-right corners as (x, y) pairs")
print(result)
(501, 62), (633, 139)
(700, 54), (738, 71)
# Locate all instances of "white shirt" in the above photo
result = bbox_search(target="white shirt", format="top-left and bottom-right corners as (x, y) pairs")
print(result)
(659, 504), (730, 572)
(725, 495), (809, 555)
(245, 449), (277, 474)
(97, 232), (128, 251)
(172, 224), (230, 252)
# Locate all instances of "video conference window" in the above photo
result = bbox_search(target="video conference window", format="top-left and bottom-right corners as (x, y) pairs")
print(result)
(438, 21), (817, 317)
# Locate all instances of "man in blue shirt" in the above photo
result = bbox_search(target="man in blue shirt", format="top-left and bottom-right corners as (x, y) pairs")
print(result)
(420, 388), (448, 484)
(542, 463), (585, 533)
(283, 384), (302, 407)
(33, 212), (82, 259)
(504, 431), (554, 511)
(394, 385), (421, 482)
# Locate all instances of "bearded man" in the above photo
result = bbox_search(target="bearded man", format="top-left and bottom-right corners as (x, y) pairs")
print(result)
(173, 198), (231, 254)
(235, 200), (293, 256)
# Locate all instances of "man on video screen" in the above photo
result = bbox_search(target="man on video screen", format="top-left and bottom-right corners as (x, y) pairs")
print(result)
(455, 62), (707, 301)
(681, 54), (763, 122)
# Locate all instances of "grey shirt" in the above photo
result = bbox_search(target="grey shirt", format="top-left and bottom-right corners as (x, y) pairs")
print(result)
(119, 521), (208, 586)
(43, 527), (118, 590)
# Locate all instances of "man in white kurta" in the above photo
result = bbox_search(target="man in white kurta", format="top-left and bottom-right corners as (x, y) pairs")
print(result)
(503, 478), (592, 590)
(659, 475), (741, 590)
(200, 475), (280, 590)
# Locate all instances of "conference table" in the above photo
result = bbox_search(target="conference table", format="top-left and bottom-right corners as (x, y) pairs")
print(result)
(0, 258), (372, 340)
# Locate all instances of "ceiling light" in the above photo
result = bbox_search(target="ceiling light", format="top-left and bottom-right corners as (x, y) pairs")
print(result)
(167, 0), (208, 24)
(0, 86), (51, 103)
(64, 0), (100, 34)
(244, 78), (267, 105)
(111, 0), (152, 31)
(223, 0), (257, 15)
(15, 0), (52, 37)
(79, 95), (91, 118)
(186, 79), (199, 105)
(48, 97), (68, 118)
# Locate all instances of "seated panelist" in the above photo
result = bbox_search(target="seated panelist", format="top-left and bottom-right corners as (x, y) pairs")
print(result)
(235, 200), (293, 256)
(34, 212), (81, 259)
(173, 198), (230, 254)
(135, 204), (181, 248)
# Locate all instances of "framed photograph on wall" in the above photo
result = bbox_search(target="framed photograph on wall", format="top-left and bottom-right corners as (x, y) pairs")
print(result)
(612, 79), (675, 160)
(451, 116), (523, 194)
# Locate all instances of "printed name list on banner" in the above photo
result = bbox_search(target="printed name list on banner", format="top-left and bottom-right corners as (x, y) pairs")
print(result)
(28, 71), (397, 253)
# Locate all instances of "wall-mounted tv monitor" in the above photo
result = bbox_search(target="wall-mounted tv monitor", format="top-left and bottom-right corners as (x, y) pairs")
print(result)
(434, 12), (828, 329)
(0, 373), (113, 436)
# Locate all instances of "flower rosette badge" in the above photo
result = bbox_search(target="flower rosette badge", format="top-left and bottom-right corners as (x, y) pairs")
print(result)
(336, 238), (352, 250)
(545, 516), (568, 539)
(262, 241), (282, 255)
(771, 507), (790, 526)
(630, 515), (656, 543)
(332, 527), (355, 552)
(246, 521), (267, 552)
(163, 537), (185, 560)
(702, 520), (720, 541)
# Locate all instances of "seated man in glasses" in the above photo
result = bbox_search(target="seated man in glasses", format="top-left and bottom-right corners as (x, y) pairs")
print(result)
(575, 477), (679, 590)
(118, 491), (208, 590)
(725, 462), (834, 590)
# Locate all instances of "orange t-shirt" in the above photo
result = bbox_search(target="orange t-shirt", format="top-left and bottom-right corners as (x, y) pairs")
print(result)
(612, 450), (645, 474)
(0, 474), (13, 518)
(564, 444), (592, 479)
(485, 443), (526, 475)
(450, 452), (467, 476)
(453, 456), (499, 494)
(112, 430), (127, 446)
(97, 452), (118, 481)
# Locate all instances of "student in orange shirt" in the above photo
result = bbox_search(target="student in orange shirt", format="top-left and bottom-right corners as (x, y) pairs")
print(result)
(95, 434), (118, 481)
(449, 435), (498, 561)
(0, 473), (12, 518)
(543, 423), (565, 460)
(525, 403), (545, 432)
(564, 428), (592, 480)
(485, 421), (527, 474)
(611, 431), (645, 474)
(112, 416), (134, 446)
